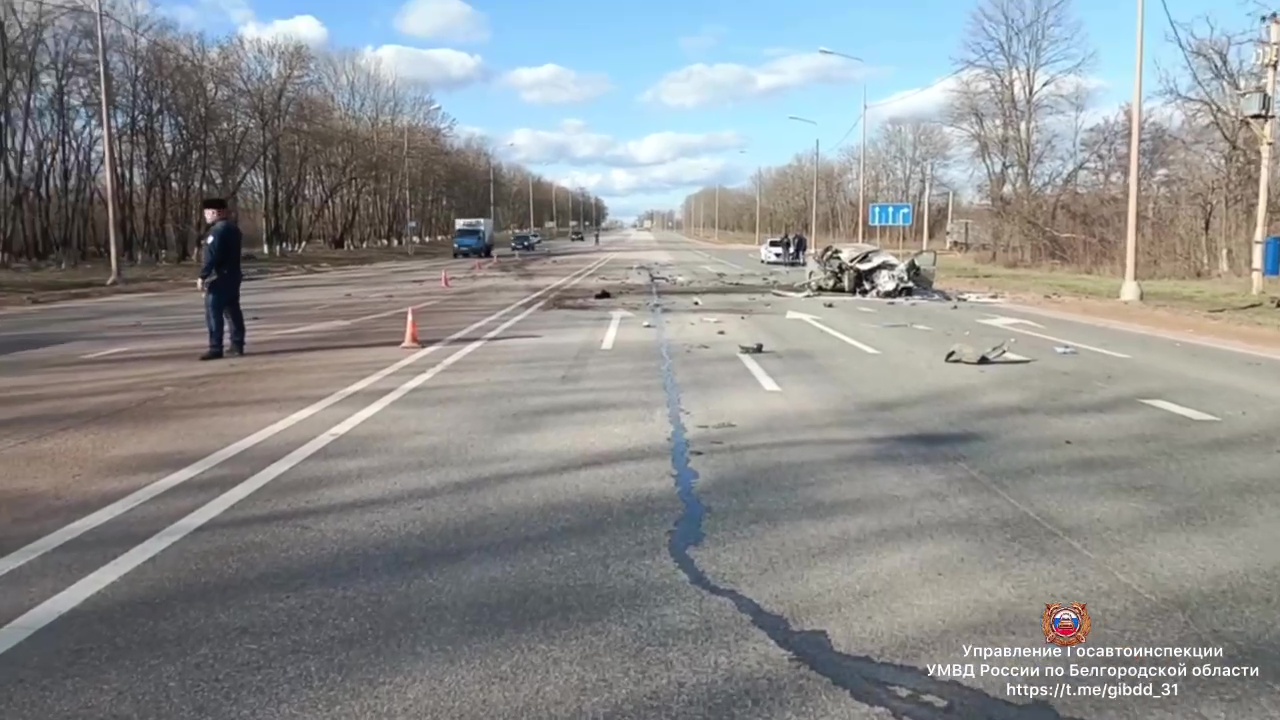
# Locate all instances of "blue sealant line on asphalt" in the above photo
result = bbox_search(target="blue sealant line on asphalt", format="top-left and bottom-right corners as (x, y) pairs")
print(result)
(647, 273), (1077, 720)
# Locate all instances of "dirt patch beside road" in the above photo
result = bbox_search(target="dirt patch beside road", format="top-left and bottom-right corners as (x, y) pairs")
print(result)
(0, 245), (452, 307)
(939, 254), (1280, 351)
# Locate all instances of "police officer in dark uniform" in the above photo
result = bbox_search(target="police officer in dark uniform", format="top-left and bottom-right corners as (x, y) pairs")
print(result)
(793, 232), (807, 265)
(197, 197), (246, 361)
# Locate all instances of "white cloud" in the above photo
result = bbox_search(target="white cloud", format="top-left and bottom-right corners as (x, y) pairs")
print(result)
(556, 158), (737, 196)
(678, 26), (725, 54)
(502, 64), (612, 105)
(640, 52), (870, 109)
(394, 0), (489, 43)
(866, 72), (1110, 124)
(239, 15), (329, 47)
(504, 120), (746, 167)
(365, 45), (487, 90)
(162, 0), (328, 46)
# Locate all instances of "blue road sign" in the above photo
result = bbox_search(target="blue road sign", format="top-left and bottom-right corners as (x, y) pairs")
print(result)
(869, 203), (913, 228)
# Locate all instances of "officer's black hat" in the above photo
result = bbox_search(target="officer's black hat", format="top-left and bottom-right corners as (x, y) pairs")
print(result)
(201, 197), (228, 210)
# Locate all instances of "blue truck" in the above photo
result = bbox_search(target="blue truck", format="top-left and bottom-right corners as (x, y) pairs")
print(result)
(452, 218), (495, 258)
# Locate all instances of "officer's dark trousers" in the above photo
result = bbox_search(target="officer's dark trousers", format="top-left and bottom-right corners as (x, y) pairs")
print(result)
(205, 278), (246, 353)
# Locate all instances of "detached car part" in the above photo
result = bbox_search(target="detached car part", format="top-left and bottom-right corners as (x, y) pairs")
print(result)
(802, 244), (937, 298)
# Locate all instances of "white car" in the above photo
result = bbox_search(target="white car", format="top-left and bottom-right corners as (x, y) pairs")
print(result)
(530, 232), (541, 244)
(759, 238), (787, 264)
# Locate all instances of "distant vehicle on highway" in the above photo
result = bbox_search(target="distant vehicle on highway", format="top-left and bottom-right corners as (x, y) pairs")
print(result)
(453, 218), (494, 258)
(570, 230), (584, 241)
(759, 238), (787, 264)
(511, 234), (535, 251)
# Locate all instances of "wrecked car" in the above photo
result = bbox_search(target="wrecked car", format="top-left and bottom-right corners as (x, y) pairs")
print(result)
(802, 244), (937, 298)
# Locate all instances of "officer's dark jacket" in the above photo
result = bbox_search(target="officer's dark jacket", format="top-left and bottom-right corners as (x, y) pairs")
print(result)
(200, 220), (243, 281)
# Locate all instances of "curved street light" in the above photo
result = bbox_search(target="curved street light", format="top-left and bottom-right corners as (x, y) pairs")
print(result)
(787, 116), (820, 255)
(818, 47), (869, 242)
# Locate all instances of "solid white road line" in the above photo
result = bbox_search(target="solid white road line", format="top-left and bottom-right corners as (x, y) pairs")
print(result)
(975, 318), (1131, 358)
(0, 256), (612, 582)
(696, 250), (745, 271)
(81, 347), (130, 359)
(0, 273), (590, 657)
(267, 299), (444, 337)
(738, 354), (781, 391)
(702, 265), (723, 274)
(856, 307), (876, 313)
(1138, 399), (1221, 422)
(600, 309), (633, 350)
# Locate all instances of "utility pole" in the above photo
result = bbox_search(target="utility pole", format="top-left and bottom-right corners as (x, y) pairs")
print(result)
(403, 125), (412, 252)
(1120, 0), (1146, 302)
(754, 168), (762, 246)
(945, 190), (954, 250)
(527, 175), (535, 232)
(922, 163), (932, 250)
(551, 183), (557, 233)
(93, 0), (121, 285)
(810, 138), (819, 255)
(488, 161), (496, 226)
(1251, 13), (1280, 295)
(858, 85), (867, 243)
(714, 184), (719, 240)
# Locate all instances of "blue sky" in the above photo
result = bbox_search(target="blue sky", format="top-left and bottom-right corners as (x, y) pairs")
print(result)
(168, 0), (1236, 220)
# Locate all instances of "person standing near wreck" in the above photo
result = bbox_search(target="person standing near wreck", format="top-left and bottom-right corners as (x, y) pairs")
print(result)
(780, 233), (793, 266)
(197, 196), (247, 361)
(793, 233), (807, 265)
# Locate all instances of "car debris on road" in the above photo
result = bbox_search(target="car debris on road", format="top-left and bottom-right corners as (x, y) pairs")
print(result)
(798, 244), (938, 298)
(944, 340), (1013, 365)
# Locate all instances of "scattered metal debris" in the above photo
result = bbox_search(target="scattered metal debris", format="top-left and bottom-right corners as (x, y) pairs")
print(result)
(957, 292), (1004, 303)
(642, 321), (653, 328)
(1054, 345), (1077, 355)
(822, 301), (835, 308)
(738, 342), (764, 354)
(800, 244), (937, 298)
(593, 289), (612, 299)
(944, 340), (1013, 365)
(702, 317), (720, 323)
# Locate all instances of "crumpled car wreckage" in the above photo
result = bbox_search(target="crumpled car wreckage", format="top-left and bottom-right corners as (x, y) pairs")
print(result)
(803, 244), (938, 298)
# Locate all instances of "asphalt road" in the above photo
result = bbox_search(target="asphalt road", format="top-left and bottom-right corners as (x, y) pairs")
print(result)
(0, 230), (1277, 718)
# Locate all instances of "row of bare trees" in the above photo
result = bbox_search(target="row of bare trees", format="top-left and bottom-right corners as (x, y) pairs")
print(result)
(673, 0), (1270, 280)
(1, 0), (607, 269)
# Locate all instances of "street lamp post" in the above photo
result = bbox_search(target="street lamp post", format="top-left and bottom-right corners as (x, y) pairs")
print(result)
(819, 47), (867, 242)
(1120, 0), (1145, 302)
(93, 0), (121, 284)
(788, 115), (820, 259)
(714, 184), (719, 241)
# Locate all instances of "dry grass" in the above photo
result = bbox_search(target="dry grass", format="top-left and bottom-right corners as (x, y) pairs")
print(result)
(0, 244), (453, 306)
(939, 252), (1280, 330)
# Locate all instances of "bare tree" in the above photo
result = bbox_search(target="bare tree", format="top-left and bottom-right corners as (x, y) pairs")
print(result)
(681, 0), (1269, 282)
(0, 0), (608, 270)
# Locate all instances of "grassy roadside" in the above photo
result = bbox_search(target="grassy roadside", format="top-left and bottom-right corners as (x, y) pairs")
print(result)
(684, 229), (1280, 332)
(939, 253), (1280, 330)
(0, 244), (455, 307)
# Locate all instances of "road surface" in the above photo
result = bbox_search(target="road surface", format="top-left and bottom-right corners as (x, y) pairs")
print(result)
(0, 231), (1275, 719)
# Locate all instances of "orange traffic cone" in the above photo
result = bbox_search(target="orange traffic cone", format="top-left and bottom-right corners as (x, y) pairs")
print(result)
(400, 308), (421, 349)
(441, 270), (452, 288)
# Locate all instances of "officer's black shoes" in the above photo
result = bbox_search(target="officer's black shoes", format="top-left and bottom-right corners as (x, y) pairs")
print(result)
(199, 350), (223, 361)
(228, 346), (244, 357)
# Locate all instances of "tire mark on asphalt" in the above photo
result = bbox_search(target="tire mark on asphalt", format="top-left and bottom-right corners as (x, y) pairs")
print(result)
(648, 273), (1077, 720)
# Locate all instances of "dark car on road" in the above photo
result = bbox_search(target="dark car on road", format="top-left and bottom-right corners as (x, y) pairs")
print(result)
(570, 230), (584, 241)
(511, 234), (536, 251)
